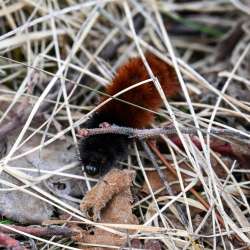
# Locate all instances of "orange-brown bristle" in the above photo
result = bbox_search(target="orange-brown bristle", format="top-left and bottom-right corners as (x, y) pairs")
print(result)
(100, 53), (179, 128)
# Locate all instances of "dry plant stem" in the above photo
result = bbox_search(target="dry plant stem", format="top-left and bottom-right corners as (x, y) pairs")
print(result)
(141, 140), (189, 228)
(0, 225), (75, 238)
(80, 124), (249, 159)
(79, 124), (247, 140)
(0, 232), (27, 250)
(148, 142), (247, 247)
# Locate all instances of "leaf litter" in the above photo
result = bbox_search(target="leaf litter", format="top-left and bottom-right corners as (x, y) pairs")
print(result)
(0, 1), (250, 249)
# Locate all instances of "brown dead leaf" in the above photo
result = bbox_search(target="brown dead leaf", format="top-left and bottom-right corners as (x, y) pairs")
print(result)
(73, 169), (138, 250)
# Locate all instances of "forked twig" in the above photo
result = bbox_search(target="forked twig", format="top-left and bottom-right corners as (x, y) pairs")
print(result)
(79, 123), (248, 140)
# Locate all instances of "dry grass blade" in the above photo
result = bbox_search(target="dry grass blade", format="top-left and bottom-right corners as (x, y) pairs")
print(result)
(0, 1), (250, 249)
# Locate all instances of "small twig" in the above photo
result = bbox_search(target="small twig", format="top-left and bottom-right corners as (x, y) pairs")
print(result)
(0, 225), (76, 238)
(0, 232), (27, 250)
(79, 124), (247, 140)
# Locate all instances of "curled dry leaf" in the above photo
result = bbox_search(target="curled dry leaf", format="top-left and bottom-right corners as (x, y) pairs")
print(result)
(80, 169), (136, 221)
(74, 169), (138, 249)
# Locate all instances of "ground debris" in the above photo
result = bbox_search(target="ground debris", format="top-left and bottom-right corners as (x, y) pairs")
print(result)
(73, 169), (138, 249)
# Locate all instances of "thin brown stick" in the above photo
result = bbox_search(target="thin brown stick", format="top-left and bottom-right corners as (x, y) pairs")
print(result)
(79, 124), (247, 139)
(0, 225), (76, 238)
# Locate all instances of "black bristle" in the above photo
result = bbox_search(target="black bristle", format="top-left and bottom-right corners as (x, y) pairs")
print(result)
(78, 112), (129, 176)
